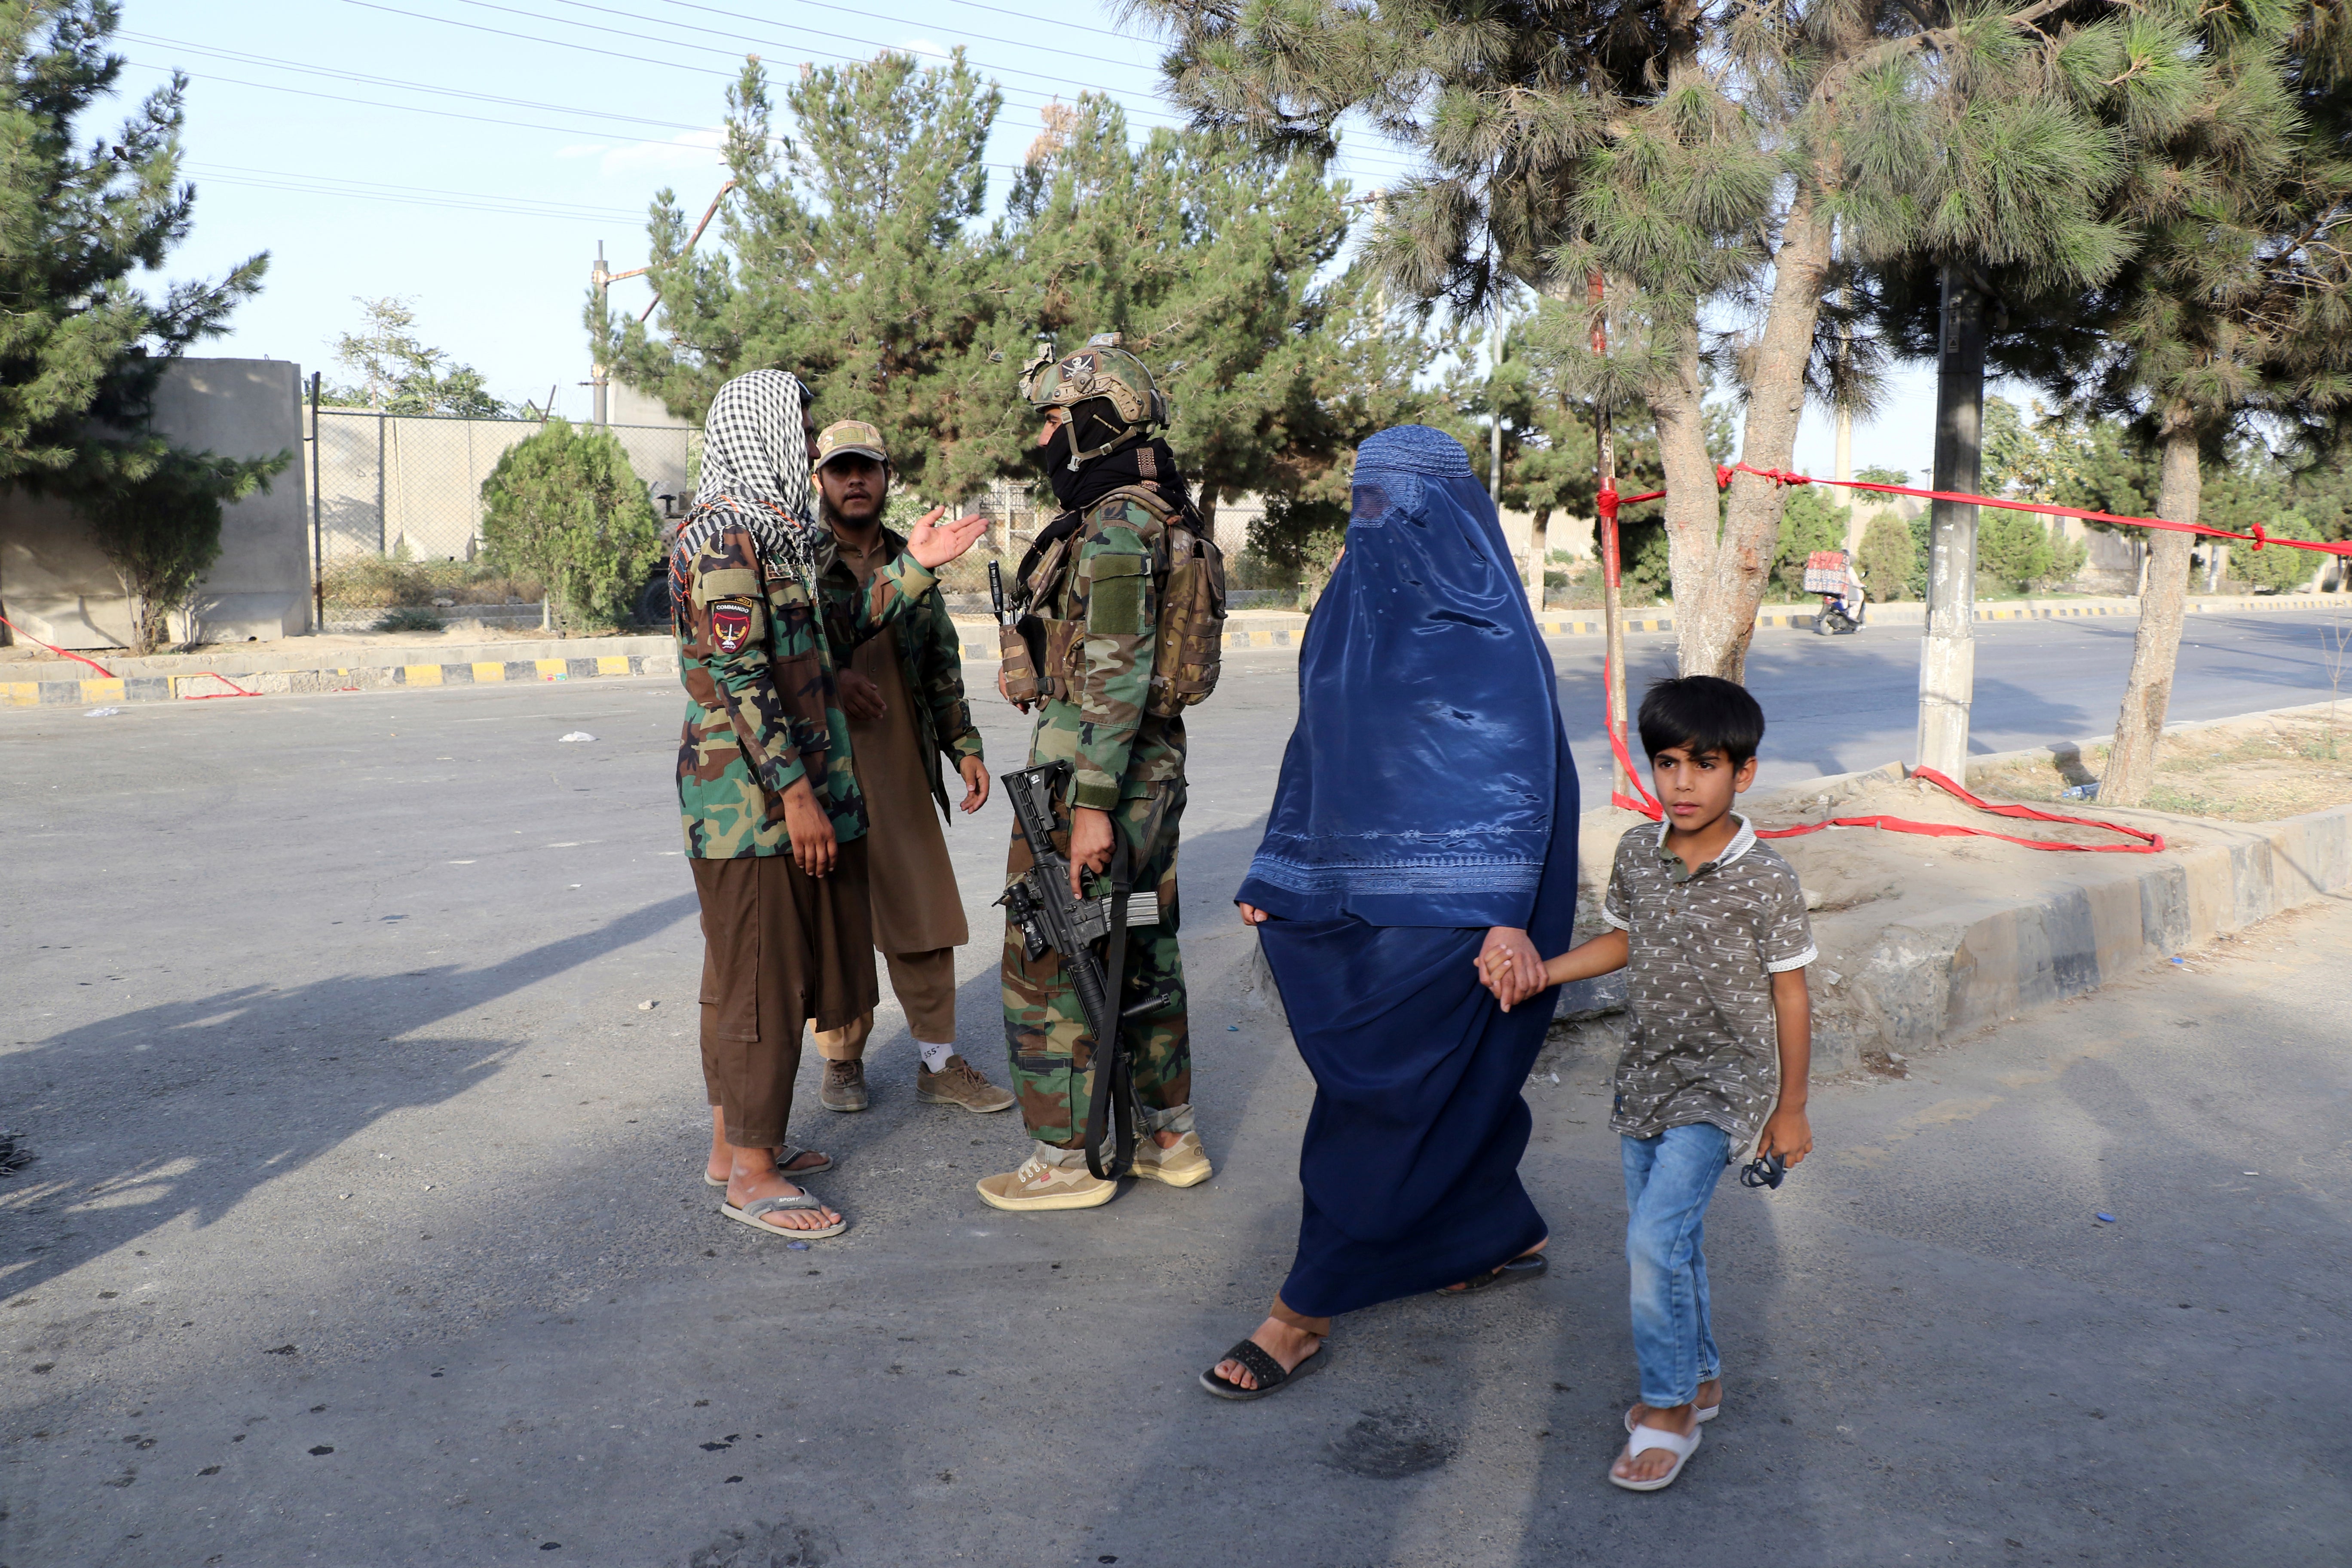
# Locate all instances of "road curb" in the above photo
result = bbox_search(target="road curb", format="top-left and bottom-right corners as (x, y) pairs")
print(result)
(1843, 799), (2352, 1059)
(3, 652), (679, 705)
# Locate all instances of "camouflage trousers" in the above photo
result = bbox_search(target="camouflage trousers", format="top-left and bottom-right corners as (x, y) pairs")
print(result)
(1001, 781), (1191, 1147)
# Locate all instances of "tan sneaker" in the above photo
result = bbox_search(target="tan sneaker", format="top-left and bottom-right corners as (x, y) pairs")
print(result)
(916, 1054), (1016, 1113)
(975, 1144), (1118, 1211)
(820, 1059), (867, 1112)
(1130, 1130), (1213, 1188)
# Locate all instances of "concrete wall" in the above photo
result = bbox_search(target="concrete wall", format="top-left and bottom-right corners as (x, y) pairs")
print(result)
(315, 410), (698, 564)
(0, 357), (310, 648)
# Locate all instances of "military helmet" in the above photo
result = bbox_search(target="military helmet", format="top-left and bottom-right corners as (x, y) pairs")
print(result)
(1019, 333), (1170, 445)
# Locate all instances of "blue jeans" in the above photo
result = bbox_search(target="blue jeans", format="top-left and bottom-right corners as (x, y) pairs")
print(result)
(1621, 1123), (1730, 1409)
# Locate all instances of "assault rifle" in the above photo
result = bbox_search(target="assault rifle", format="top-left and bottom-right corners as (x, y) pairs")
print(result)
(996, 760), (1159, 1179)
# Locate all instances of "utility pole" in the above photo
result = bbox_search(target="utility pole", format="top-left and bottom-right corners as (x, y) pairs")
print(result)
(588, 182), (735, 430)
(1592, 270), (1630, 805)
(590, 242), (610, 427)
(1917, 264), (1985, 778)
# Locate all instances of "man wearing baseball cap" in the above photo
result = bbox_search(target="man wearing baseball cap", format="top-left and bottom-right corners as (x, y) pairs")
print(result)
(808, 418), (1016, 1115)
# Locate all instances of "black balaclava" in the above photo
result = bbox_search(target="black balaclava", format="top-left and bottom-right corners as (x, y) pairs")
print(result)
(1037, 396), (1192, 517)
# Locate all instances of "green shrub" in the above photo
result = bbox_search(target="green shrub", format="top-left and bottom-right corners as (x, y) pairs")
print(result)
(478, 418), (660, 629)
(2237, 509), (2321, 592)
(1978, 508), (2055, 590)
(1623, 520), (1671, 602)
(1856, 512), (1915, 600)
(377, 607), (446, 632)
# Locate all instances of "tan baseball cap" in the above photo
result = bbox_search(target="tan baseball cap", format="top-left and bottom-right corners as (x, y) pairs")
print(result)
(813, 419), (888, 470)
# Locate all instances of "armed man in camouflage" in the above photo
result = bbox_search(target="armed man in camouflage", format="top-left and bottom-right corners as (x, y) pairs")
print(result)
(808, 418), (1016, 1116)
(674, 370), (986, 1240)
(977, 336), (1225, 1212)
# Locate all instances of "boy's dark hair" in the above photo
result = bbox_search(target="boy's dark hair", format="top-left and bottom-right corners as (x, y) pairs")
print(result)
(1638, 675), (1764, 766)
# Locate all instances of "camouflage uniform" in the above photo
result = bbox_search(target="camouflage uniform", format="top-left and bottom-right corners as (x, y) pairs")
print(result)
(819, 524), (986, 818)
(1000, 488), (1191, 1146)
(674, 518), (940, 855)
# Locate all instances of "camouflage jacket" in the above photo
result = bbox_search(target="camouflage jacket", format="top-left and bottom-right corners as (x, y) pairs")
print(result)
(820, 523), (985, 821)
(1016, 490), (1188, 812)
(672, 514), (940, 858)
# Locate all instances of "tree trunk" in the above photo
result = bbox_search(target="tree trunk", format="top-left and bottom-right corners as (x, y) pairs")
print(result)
(1678, 195), (1837, 680)
(1648, 328), (1721, 636)
(2099, 426), (2200, 805)
(1527, 505), (1551, 607)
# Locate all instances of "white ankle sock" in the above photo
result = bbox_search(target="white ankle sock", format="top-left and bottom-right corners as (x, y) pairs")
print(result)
(916, 1039), (956, 1073)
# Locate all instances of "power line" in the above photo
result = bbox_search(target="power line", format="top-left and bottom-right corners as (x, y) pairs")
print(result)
(648, 0), (1158, 83)
(338, 0), (1420, 175)
(928, 0), (1137, 43)
(499, 0), (1149, 103)
(128, 57), (732, 145)
(184, 169), (639, 223)
(184, 159), (649, 218)
(122, 30), (720, 138)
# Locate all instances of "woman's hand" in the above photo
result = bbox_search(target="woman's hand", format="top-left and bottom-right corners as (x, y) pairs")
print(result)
(1475, 926), (1544, 1012)
(1237, 902), (1271, 926)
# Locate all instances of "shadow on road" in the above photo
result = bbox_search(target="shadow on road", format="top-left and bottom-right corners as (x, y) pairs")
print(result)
(0, 891), (698, 1305)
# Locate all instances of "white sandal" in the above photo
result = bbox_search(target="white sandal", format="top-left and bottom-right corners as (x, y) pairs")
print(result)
(1610, 1422), (1701, 1492)
(1624, 1396), (1720, 1433)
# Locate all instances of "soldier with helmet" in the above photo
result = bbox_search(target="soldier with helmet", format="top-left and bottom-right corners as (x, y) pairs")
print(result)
(976, 334), (1226, 1211)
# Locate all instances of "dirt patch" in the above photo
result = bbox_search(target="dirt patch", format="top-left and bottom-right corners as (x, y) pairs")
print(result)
(1969, 706), (2352, 823)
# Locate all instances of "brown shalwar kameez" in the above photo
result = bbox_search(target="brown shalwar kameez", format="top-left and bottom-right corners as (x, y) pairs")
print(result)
(813, 533), (971, 1059)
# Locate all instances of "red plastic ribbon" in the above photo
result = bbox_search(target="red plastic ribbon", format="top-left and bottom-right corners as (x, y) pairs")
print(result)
(1701, 461), (2352, 557)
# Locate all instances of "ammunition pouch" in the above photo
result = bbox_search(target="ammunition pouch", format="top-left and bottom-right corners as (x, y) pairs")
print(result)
(999, 615), (1047, 704)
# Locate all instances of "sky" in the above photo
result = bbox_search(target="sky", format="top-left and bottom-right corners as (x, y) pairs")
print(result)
(110, 0), (1943, 482)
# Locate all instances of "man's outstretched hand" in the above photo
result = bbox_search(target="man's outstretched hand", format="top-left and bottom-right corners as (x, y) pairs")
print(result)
(905, 507), (989, 569)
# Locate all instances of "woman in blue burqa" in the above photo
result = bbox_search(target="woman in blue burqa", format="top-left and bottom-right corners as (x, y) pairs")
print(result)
(1203, 424), (1579, 1399)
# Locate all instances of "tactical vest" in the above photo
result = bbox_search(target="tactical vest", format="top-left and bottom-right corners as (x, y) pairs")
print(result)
(999, 484), (1225, 718)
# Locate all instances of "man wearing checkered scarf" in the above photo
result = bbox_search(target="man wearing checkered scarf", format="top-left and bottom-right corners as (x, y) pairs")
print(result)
(670, 369), (987, 1242)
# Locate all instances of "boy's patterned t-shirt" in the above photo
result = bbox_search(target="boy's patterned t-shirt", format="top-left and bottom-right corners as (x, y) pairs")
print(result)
(1603, 813), (1816, 1152)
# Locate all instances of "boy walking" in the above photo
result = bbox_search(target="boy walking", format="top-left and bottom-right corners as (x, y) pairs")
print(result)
(1488, 675), (1815, 1491)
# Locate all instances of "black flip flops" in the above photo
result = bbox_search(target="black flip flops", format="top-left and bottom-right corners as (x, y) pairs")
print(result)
(1438, 1250), (1549, 1295)
(1199, 1338), (1327, 1401)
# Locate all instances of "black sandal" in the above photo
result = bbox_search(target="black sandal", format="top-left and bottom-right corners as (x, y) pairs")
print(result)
(1199, 1337), (1326, 1401)
(1438, 1250), (1548, 1295)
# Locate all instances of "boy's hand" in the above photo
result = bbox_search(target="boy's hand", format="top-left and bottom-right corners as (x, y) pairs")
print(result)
(1475, 926), (1543, 1011)
(1758, 1104), (1812, 1166)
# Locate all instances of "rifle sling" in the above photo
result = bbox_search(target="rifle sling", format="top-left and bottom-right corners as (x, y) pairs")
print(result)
(1082, 838), (1138, 1182)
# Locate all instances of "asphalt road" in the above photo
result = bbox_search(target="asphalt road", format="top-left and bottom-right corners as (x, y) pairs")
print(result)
(2, 607), (2348, 1567)
(1572, 604), (2352, 792)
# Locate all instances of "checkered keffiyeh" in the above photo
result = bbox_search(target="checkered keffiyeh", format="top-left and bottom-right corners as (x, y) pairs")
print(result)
(675, 368), (821, 595)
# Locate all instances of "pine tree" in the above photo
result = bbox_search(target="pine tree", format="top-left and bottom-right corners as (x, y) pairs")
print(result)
(326, 296), (508, 416)
(1133, 0), (2132, 679)
(600, 52), (1012, 502)
(1, 2), (278, 651)
(2054, 2), (2352, 802)
(999, 94), (1366, 521)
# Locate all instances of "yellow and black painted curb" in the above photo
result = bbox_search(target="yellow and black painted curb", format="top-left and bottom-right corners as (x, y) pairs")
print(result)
(3, 653), (678, 707)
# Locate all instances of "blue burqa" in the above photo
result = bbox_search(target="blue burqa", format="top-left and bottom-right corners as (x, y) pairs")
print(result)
(1235, 425), (1580, 1317)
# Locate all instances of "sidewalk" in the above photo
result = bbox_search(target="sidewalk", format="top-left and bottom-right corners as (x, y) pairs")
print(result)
(4, 590), (2340, 706)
